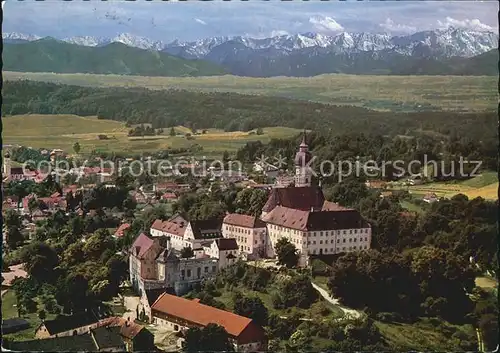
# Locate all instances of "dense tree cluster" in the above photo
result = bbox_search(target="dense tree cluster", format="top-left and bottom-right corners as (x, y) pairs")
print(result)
(328, 247), (475, 322)
(3, 81), (496, 143)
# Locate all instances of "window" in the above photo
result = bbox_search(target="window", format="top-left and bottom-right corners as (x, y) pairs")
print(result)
(337, 239), (339, 243)
(204, 266), (208, 273)
(319, 240), (323, 244)
(313, 241), (316, 245)
(212, 266), (216, 272)
(174, 325), (179, 331)
(187, 269), (191, 277)
(349, 238), (352, 243)
(181, 270), (185, 278)
(354, 229), (357, 234)
(324, 249), (328, 253)
(331, 240), (334, 244)
(354, 238), (357, 242)
(343, 230), (346, 235)
(307, 241), (311, 245)
(331, 248), (334, 252)
(349, 230), (353, 234)
(343, 239), (346, 243)
(254, 240), (257, 244)
(320, 232), (323, 236)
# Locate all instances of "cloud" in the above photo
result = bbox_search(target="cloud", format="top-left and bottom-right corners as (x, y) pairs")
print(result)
(194, 18), (207, 25)
(437, 17), (494, 32)
(379, 18), (416, 34)
(270, 30), (289, 37)
(309, 15), (344, 33)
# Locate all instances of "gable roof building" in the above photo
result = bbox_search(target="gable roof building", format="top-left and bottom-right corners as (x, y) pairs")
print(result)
(261, 186), (325, 215)
(223, 214), (267, 229)
(151, 293), (267, 350)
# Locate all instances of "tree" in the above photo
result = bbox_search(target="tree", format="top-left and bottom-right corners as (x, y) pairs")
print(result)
(182, 323), (234, 352)
(38, 309), (46, 322)
(234, 295), (269, 326)
(256, 127), (264, 135)
(73, 142), (81, 154)
(180, 247), (194, 259)
(275, 238), (299, 268)
(169, 127), (176, 136)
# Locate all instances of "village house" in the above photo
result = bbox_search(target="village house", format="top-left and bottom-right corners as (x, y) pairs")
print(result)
(113, 223), (131, 238)
(222, 214), (268, 260)
(33, 315), (153, 351)
(423, 192), (439, 203)
(150, 216), (224, 251)
(204, 238), (239, 268)
(151, 293), (267, 352)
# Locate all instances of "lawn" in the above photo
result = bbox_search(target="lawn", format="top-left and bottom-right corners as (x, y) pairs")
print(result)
(1, 290), (57, 341)
(2, 114), (301, 158)
(375, 318), (477, 351)
(4, 71), (496, 112)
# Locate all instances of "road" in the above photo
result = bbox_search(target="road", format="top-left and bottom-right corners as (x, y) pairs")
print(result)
(311, 282), (361, 319)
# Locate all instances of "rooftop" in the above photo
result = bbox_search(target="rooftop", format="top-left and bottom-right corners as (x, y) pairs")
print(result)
(262, 206), (370, 231)
(223, 213), (267, 228)
(151, 293), (265, 343)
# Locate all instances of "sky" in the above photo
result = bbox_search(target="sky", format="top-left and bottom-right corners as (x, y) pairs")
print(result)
(3, 0), (498, 42)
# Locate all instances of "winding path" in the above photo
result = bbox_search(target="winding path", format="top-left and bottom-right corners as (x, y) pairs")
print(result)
(311, 282), (361, 319)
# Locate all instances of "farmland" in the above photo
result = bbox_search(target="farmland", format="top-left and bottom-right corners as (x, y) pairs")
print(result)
(4, 71), (496, 112)
(390, 172), (498, 201)
(2, 114), (301, 157)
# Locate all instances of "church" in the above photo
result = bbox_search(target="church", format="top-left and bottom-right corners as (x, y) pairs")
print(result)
(259, 131), (372, 266)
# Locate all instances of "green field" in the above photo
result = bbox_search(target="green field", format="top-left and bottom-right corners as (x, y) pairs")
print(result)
(4, 71), (497, 112)
(390, 173), (498, 201)
(375, 318), (477, 351)
(2, 114), (301, 157)
(1, 290), (57, 341)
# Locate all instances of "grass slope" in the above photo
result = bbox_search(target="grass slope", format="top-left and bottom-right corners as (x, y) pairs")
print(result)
(4, 71), (495, 112)
(3, 38), (226, 77)
(2, 114), (301, 156)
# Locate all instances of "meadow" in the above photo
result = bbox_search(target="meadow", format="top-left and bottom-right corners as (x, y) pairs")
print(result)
(2, 114), (301, 157)
(390, 171), (498, 201)
(4, 71), (496, 112)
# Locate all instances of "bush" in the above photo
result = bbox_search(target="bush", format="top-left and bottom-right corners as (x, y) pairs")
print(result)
(375, 312), (403, 322)
(97, 134), (109, 140)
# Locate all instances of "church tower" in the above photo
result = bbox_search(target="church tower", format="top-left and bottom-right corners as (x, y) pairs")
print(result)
(294, 130), (312, 187)
(3, 152), (12, 180)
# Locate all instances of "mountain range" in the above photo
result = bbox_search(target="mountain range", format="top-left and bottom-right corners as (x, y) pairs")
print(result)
(3, 39), (226, 77)
(3, 28), (498, 77)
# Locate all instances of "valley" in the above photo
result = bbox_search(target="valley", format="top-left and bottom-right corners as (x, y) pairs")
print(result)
(4, 71), (496, 112)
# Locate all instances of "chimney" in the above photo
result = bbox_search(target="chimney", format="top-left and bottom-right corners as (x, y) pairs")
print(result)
(166, 236), (171, 250)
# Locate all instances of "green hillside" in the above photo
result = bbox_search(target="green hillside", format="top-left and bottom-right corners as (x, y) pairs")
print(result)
(3, 38), (227, 77)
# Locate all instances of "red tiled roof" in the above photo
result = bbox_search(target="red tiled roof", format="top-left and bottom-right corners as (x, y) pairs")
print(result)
(151, 219), (187, 237)
(223, 213), (267, 228)
(130, 233), (155, 259)
(262, 186), (325, 213)
(114, 223), (131, 237)
(151, 293), (265, 343)
(321, 201), (352, 211)
(95, 317), (144, 339)
(262, 206), (370, 231)
(215, 238), (238, 251)
(161, 192), (178, 200)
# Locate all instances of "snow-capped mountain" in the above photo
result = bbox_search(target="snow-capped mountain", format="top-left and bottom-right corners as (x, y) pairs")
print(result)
(61, 33), (166, 51)
(2, 32), (41, 43)
(3, 28), (497, 77)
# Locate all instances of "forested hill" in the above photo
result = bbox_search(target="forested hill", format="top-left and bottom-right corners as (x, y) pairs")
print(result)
(3, 38), (227, 77)
(3, 80), (497, 142)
